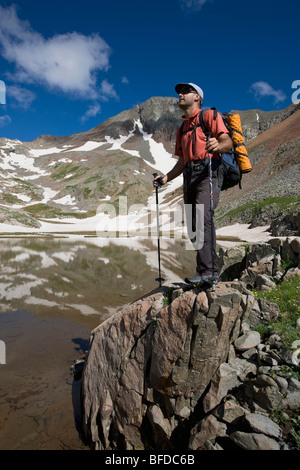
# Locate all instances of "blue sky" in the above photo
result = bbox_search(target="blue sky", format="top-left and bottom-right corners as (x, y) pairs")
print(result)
(0, 0), (299, 142)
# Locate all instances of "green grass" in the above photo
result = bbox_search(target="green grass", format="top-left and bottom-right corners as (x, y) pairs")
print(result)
(51, 163), (89, 180)
(83, 174), (103, 184)
(216, 196), (300, 222)
(162, 287), (177, 306)
(23, 203), (60, 217)
(253, 275), (300, 449)
(253, 275), (300, 349)
(270, 408), (300, 450)
(83, 187), (92, 198)
(2, 193), (24, 204)
(22, 203), (95, 219)
(12, 178), (43, 200)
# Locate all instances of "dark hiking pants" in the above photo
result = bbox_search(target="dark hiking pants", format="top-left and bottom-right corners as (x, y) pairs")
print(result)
(183, 159), (220, 276)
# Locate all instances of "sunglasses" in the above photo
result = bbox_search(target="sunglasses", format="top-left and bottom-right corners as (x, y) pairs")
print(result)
(178, 87), (196, 95)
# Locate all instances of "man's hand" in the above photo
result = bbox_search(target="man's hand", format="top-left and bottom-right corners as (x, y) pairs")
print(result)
(152, 157), (185, 188)
(206, 133), (233, 154)
(153, 174), (167, 188)
(205, 137), (220, 154)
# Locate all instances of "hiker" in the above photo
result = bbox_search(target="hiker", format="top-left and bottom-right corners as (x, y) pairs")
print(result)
(153, 82), (233, 285)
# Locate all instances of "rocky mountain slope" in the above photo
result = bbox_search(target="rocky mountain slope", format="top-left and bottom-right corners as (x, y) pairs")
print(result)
(217, 103), (300, 234)
(0, 98), (299, 234)
(0, 97), (181, 230)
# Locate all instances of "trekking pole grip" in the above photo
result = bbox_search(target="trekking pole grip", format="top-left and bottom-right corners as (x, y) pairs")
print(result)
(153, 173), (163, 188)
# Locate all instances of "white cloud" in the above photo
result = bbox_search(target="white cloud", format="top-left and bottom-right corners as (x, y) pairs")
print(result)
(0, 115), (12, 127)
(250, 81), (286, 104)
(0, 5), (112, 99)
(99, 80), (119, 101)
(81, 103), (102, 122)
(122, 76), (129, 84)
(179, 0), (209, 11)
(7, 85), (36, 109)
(80, 80), (118, 122)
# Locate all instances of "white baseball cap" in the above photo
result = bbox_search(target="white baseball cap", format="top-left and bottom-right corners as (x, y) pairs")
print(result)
(175, 82), (204, 101)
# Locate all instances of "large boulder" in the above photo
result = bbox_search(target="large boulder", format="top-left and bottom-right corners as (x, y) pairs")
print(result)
(81, 282), (254, 450)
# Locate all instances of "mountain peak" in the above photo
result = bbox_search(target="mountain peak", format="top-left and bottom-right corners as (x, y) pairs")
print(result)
(0, 98), (299, 234)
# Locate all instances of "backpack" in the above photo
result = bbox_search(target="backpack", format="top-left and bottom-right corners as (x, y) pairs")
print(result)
(180, 107), (252, 191)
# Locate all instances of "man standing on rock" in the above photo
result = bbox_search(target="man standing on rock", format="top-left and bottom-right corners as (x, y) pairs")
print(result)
(153, 83), (232, 286)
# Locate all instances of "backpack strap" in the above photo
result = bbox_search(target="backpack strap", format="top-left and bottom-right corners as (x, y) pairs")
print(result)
(197, 109), (209, 137)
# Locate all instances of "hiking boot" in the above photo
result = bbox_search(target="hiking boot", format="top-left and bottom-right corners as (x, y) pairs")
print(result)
(184, 273), (203, 284)
(185, 273), (219, 286)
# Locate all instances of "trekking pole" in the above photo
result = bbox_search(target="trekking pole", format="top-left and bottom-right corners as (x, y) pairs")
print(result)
(153, 173), (165, 288)
(206, 134), (217, 292)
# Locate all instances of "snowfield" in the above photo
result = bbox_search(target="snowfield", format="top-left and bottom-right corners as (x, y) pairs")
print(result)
(0, 122), (275, 245)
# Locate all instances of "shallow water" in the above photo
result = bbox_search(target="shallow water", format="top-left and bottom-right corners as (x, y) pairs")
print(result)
(0, 236), (194, 450)
(0, 310), (90, 450)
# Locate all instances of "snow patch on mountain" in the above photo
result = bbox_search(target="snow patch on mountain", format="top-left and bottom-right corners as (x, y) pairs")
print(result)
(48, 157), (72, 166)
(65, 141), (104, 152)
(0, 149), (51, 179)
(41, 187), (60, 204)
(105, 118), (178, 175)
(53, 194), (78, 205)
(105, 130), (139, 157)
(30, 147), (64, 157)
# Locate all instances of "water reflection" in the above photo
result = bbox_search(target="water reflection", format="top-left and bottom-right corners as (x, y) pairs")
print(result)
(0, 237), (195, 329)
(0, 236), (195, 450)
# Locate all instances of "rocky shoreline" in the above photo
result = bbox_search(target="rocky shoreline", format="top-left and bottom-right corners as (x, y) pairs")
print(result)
(80, 236), (300, 451)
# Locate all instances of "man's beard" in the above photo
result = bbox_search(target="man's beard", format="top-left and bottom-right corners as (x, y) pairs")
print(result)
(178, 100), (188, 110)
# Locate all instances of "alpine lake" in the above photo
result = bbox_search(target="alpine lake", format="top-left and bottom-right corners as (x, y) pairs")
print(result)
(0, 234), (195, 450)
